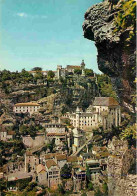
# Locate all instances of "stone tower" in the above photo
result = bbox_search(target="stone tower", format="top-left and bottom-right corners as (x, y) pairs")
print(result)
(81, 60), (85, 76)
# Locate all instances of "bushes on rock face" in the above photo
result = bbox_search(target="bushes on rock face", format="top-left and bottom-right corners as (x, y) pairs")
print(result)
(120, 124), (136, 147)
(97, 74), (117, 100)
(114, 0), (136, 42)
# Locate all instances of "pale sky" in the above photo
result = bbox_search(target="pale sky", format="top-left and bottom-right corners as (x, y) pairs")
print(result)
(0, 0), (102, 73)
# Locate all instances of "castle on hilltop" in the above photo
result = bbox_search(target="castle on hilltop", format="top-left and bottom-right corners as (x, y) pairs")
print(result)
(56, 60), (86, 79)
(28, 60), (95, 79)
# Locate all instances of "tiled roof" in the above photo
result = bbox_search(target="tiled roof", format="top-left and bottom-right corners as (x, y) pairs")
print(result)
(37, 164), (46, 173)
(7, 131), (15, 135)
(67, 156), (78, 163)
(45, 153), (62, 160)
(93, 97), (119, 106)
(55, 154), (67, 161)
(47, 133), (67, 136)
(67, 65), (81, 69)
(15, 102), (40, 106)
(29, 71), (49, 73)
(46, 160), (57, 169)
(26, 151), (33, 156)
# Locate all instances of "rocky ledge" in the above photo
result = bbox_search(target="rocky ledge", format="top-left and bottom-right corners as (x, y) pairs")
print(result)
(83, 0), (136, 114)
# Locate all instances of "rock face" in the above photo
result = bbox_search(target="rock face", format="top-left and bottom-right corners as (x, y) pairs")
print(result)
(83, 0), (136, 114)
(107, 137), (137, 196)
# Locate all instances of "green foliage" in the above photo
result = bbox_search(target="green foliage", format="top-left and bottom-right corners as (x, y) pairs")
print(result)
(74, 68), (82, 75)
(32, 67), (42, 71)
(85, 69), (94, 77)
(0, 179), (6, 191)
(97, 74), (117, 99)
(19, 124), (43, 137)
(120, 124), (136, 146)
(102, 183), (108, 194)
(86, 164), (91, 182)
(60, 164), (72, 179)
(88, 182), (94, 190)
(114, 0), (136, 42)
(94, 187), (103, 196)
(58, 184), (65, 194)
(34, 71), (43, 80)
(81, 193), (87, 196)
(47, 70), (55, 79)
(47, 138), (55, 152)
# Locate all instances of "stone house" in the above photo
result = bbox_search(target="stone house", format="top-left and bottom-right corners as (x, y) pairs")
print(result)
(36, 164), (48, 186)
(0, 128), (15, 141)
(45, 159), (60, 189)
(25, 151), (39, 172)
(73, 165), (86, 192)
(45, 123), (68, 149)
(54, 154), (67, 168)
(13, 102), (40, 115)
(67, 156), (83, 166)
(86, 159), (101, 180)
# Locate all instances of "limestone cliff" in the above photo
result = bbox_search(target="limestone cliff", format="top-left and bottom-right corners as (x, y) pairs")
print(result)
(107, 137), (137, 196)
(83, 0), (136, 114)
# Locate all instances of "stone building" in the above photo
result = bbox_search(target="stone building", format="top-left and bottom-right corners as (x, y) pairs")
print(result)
(54, 154), (67, 168)
(73, 165), (86, 192)
(56, 60), (86, 79)
(25, 151), (39, 172)
(63, 97), (121, 131)
(45, 159), (60, 189)
(13, 102), (40, 115)
(0, 128), (15, 141)
(45, 123), (68, 149)
(36, 164), (47, 186)
(72, 127), (86, 153)
(56, 65), (68, 79)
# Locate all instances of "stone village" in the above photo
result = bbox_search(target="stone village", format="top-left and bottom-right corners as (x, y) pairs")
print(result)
(0, 61), (125, 195)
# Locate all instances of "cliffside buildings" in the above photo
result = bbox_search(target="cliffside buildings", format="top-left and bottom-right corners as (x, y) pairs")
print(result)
(63, 97), (121, 131)
(13, 102), (40, 115)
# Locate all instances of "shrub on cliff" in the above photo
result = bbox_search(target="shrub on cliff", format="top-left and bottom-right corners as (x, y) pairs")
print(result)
(114, 0), (136, 42)
(120, 124), (136, 147)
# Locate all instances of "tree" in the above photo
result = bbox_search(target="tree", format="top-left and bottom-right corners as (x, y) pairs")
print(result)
(47, 70), (55, 79)
(74, 68), (82, 75)
(88, 182), (94, 190)
(60, 164), (72, 179)
(47, 138), (55, 152)
(94, 187), (103, 196)
(34, 71), (43, 80)
(97, 74), (117, 99)
(31, 67), (42, 71)
(120, 124), (136, 147)
(102, 183), (108, 194)
(85, 69), (94, 77)
(86, 164), (91, 182)
(58, 184), (65, 194)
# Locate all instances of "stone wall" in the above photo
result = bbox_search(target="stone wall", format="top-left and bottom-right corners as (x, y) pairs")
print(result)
(22, 134), (45, 148)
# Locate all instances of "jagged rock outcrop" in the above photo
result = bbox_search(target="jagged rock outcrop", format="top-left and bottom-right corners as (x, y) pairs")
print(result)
(83, 0), (136, 114)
